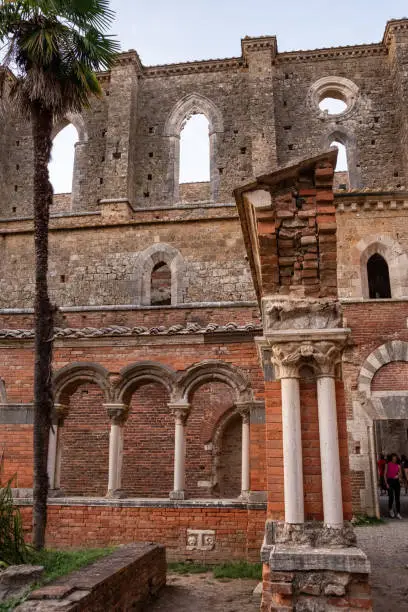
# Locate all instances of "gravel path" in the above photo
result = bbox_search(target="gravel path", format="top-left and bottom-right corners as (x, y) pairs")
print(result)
(147, 572), (259, 612)
(356, 520), (408, 612)
(148, 517), (408, 611)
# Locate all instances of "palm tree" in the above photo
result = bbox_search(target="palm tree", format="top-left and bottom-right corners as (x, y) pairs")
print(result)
(0, 0), (119, 549)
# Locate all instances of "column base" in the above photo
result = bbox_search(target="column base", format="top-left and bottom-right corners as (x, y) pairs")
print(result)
(239, 490), (250, 502)
(261, 546), (372, 611)
(169, 490), (185, 500)
(106, 489), (126, 499)
(260, 521), (372, 611)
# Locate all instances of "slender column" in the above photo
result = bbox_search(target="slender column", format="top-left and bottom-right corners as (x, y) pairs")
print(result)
(237, 402), (252, 499)
(169, 402), (190, 500)
(317, 374), (343, 528)
(368, 423), (381, 519)
(47, 404), (68, 491)
(281, 374), (304, 524)
(47, 424), (58, 490)
(105, 404), (127, 497)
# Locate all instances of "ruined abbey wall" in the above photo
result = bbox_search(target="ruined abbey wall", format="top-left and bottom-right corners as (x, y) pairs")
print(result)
(1, 20), (408, 220)
(1, 20), (408, 560)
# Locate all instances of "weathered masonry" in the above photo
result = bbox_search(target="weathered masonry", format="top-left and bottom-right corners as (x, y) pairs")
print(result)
(0, 20), (408, 592)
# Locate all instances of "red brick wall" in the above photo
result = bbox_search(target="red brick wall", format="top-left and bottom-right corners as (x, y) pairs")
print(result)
(218, 414), (242, 497)
(371, 361), (408, 391)
(59, 384), (110, 496)
(300, 380), (323, 520)
(265, 381), (284, 519)
(250, 420), (266, 493)
(264, 378), (352, 521)
(0, 425), (33, 487)
(186, 382), (234, 497)
(122, 383), (174, 497)
(19, 504), (266, 562)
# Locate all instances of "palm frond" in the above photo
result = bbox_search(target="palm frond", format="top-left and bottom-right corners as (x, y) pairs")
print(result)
(0, 0), (119, 117)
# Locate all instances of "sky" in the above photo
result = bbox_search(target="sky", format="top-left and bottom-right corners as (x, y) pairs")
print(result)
(49, 0), (408, 192)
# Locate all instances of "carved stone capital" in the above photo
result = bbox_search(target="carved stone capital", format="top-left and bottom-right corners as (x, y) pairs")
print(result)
(104, 403), (128, 425)
(235, 401), (253, 423)
(270, 339), (345, 379)
(168, 402), (190, 424)
(54, 403), (69, 423)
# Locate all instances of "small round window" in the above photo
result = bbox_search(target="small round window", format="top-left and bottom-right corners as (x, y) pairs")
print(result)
(319, 97), (348, 115)
(308, 77), (359, 119)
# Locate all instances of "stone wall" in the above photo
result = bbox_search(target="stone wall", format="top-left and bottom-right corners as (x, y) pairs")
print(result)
(2, 20), (408, 218)
(0, 206), (255, 308)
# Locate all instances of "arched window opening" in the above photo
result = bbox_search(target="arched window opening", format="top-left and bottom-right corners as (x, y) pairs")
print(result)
(49, 124), (78, 194)
(179, 114), (210, 184)
(150, 262), (172, 306)
(367, 253), (391, 299)
(319, 97), (348, 115)
(330, 140), (348, 173)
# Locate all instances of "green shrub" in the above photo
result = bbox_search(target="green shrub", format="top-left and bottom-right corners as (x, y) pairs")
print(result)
(0, 477), (30, 566)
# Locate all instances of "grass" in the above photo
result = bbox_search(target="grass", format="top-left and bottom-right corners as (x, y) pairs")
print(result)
(0, 548), (114, 611)
(352, 515), (384, 526)
(168, 560), (262, 580)
(30, 547), (115, 583)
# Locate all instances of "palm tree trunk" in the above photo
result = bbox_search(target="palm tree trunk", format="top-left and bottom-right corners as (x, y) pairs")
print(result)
(31, 102), (54, 550)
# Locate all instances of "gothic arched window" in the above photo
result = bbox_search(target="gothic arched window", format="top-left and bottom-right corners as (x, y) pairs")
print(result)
(150, 262), (172, 306)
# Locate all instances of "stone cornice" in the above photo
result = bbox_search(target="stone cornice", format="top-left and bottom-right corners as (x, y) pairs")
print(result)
(278, 43), (385, 64)
(88, 19), (403, 82)
(383, 19), (408, 47)
(144, 57), (243, 77)
(0, 322), (262, 341)
(241, 36), (277, 58)
(335, 193), (408, 213)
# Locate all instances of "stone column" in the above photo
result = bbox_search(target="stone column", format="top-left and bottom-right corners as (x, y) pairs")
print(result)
(316, 360), (344, 528)
(169, 402), (190, 500)
(272, 346), (304, 524)
(237, 402), (252, 499)
(47, 404), (68, 491)
(47, 424), (58, 490)
(105, 404), (128, 497)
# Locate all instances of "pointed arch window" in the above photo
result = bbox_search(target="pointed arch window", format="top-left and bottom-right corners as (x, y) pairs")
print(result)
(164, 94), (224, 205)
(179, 114), (210, 184)
(49, 123), (78, 195)
(150, 262), (172, 306)
(367, 253), (391, 299)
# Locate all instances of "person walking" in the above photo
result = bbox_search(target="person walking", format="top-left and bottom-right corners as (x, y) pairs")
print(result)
(385, 453), (402, 519)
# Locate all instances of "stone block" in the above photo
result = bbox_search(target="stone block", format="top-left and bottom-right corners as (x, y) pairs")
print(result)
(268, 546), (370, 574)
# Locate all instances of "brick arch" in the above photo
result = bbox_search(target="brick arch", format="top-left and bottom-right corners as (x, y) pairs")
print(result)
(117, 361), (177, 406)
(175, 360), (253, 404)
(54, 362), (111, 406)
(355, 235), (408, 299)
(358, 340), (408, 398)
(136, 243), (186, 306)
(164, 93), (224, 204)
